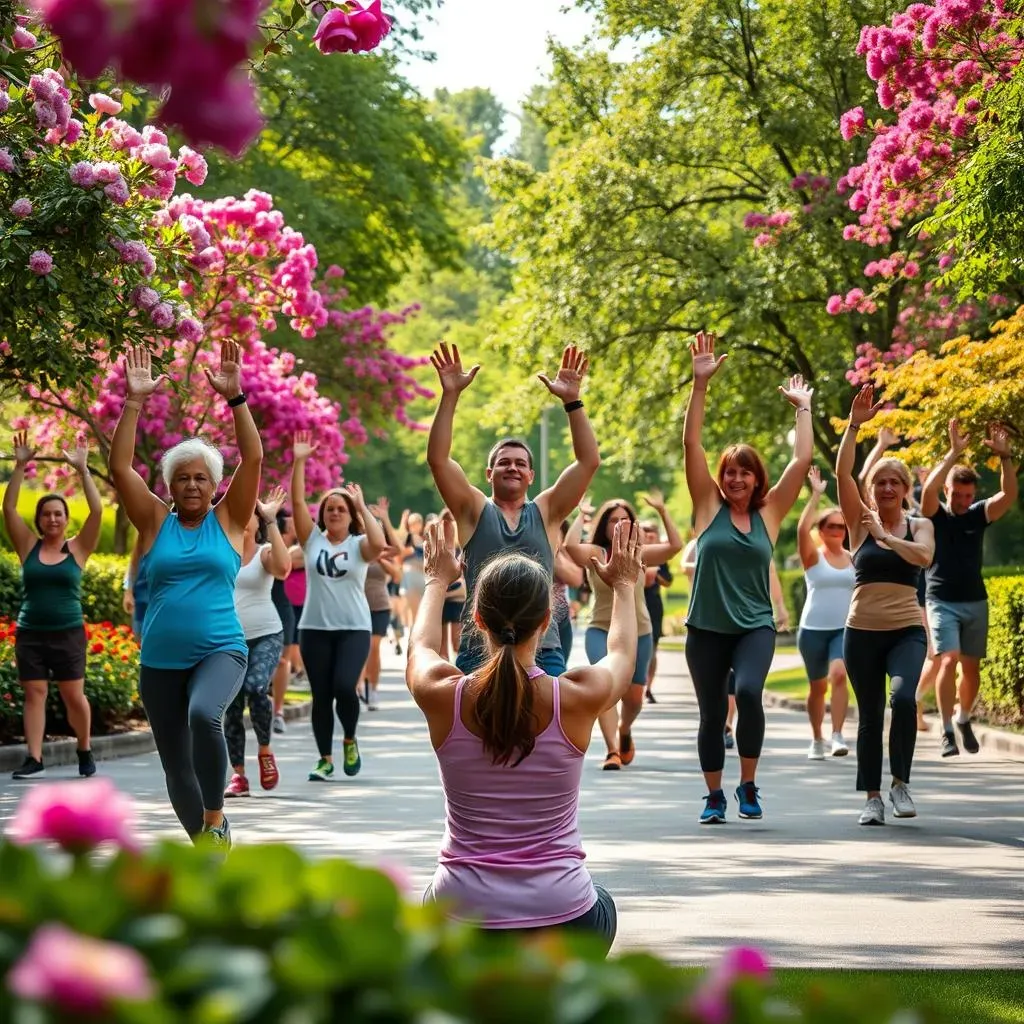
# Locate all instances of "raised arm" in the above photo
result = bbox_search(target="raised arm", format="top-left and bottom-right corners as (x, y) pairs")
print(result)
(257, 487), (291, 580)
(63, 439), (103, 563)
(982, 424), (1018, 522)
(426, 343), (486, 540)
(640, 489), (683, 563)
(2, 433), (38, 562)
(858, 425), (899, 495)
(207, 340), (262, 537)
(109, 346), (170, 541)
(555, 545), (585, 588)
(919, 419), (969, 518)
(368, 496), (399, 548)
(350, 484), (386, 561)
(683, 331), (727, 533)
(763, 375), (815, 535)
(797, 466), (828, 570)
(535, 346), (601, 527)
(289, 432), (317, 546)
(562, 508), (599, 568)
(836, 386), (881, 550)
(862, 509), (934, 567)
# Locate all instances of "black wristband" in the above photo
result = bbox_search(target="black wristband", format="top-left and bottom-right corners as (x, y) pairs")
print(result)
(227, 392), (247, 408)
(563, 399), (584, 413)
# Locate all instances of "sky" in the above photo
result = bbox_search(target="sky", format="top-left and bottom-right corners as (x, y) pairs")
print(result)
(398, 0), (599, 149)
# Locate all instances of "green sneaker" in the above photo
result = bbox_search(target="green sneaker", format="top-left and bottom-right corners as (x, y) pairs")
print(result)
(308, 757), (334, 782)
(343, 739), (361, 777)
(197, 816), (232, 856)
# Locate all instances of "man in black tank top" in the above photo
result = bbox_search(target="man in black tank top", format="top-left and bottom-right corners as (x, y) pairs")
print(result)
(426, 343), (601, 675)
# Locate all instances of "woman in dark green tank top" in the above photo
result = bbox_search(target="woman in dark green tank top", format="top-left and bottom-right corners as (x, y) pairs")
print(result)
(682, 332), (814, 825)
(2, 431), (104, 780)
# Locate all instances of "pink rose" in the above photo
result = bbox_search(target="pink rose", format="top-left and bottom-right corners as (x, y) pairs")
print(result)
(11, 198), (33, 219)
(176, 316), (205, 343)
(64, 118), (83, 143)
(104, 177), (131, 205)
(68, 161), (96, 187)
(12, 25), (37, 48)
(28, 250), (53, 276)
(8, 924), (154, 1014)
(826, 295), (844, 315)
(9, 778), (139, 851)
(89, 92), (122, 115)
(150, 302), (175, 329)
(159, 72), (264, 158)
(0, 148), (15, 172)
(314, 0), (393, 54)
(131, 285), (160, 310)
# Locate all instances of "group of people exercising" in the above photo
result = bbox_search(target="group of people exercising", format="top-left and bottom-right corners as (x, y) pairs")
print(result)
(2, 334), (1017, 953)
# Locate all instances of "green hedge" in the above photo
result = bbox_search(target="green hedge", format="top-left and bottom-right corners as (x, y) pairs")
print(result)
(979, 576), (1024, 728)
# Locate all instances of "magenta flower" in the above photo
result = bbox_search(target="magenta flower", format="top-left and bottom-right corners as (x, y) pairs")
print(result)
(176, 316), (205, 342)
(131, 285), (160, 310)
(0, 148), (14, 172)
(11, 199), (33, 219)
(150, 302), (175, 329)
(104, 177), (130, 205)
(9, 777), (140, 852)
(8, 924), (155, 1014)
(69, 161), (96, 188)
(314, 0), (393, 54)
(27, 251), (53, 276)
(0, 90), (9, 114)
(839, 106), (866, 141)
(89, 92), (122, 115)
(12, 25), (37, 48)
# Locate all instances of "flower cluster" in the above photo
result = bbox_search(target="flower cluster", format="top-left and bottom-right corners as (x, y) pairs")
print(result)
(741, 175), (832, 248)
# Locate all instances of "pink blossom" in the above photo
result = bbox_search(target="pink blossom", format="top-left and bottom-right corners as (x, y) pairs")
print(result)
(7, 924), (154, 1014)
(766, 211), (792, 228)
(68, 161), (96, 187)
(177, 317), (204, 342)
(845, 288), (865, 305)
(36, 0), (116, 78)
(826, 295), (844, 315)
(64, 118), (83, 144)
(11, 199), (33, 219)
(12, 25), (36, 48)
(903, 260), (920, 277)
(178, 146), (208, 186)
(131, 285), (159, 310)
(9, 778), (140, 852)
(104, 177), (130, 205)
(0, 148), (13, 172)
(742, 212), (768, 229)
(314, 0), (393, 54)
(88, 92), (122, 115)
(0, 90), (9, 114)
(28, 250), (53, 275)
(150, 302), (175, 329)
(93, 161), (121, 184)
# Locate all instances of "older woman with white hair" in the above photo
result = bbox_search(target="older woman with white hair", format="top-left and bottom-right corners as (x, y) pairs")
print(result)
(109, 342), (262, 850)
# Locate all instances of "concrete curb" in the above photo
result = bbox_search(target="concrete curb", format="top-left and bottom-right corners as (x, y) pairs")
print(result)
(761, 689), (1024, 758)
(0, 699), (312, 774)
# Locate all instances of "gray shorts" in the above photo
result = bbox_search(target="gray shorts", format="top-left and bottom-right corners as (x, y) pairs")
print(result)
(925, 599), (988, 659)
(797, 627), (845, 681)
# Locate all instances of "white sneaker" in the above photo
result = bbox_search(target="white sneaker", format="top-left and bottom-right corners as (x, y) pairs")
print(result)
(807, 738), (827, 760)
(367, 688), (379, 711)
(272, 714), (286, 735)
(831, 732), (849, 757)
(889, 782), (917, 818)
(858, 796), (885, 826)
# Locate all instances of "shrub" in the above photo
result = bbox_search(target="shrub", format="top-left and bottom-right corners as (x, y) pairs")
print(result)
(979, 576), (1024, 728)
(0, 619), (140, 743)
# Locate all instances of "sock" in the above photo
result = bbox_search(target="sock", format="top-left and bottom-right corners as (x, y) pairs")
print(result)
(955, 708), (971, 725)
(942, 719), (954, 734)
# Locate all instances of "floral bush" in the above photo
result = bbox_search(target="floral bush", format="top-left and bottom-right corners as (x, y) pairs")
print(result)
(0, 780), (935, 1023)
(0, 617), (140, 742)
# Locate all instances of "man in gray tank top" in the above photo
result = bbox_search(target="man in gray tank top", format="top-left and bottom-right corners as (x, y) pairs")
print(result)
(426, 342), (601, 675)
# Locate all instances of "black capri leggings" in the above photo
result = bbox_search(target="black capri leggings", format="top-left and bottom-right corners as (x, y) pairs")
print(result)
(685, 625), (776, 772)
(843, 625), (926, 793)
(299, 628), (371, 755)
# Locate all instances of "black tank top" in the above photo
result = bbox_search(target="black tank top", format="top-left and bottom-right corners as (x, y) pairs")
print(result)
(853, 522), (921, 590)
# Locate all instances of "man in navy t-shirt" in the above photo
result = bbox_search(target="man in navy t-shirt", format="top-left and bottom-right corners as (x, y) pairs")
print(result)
(919, 421), (1018, 757)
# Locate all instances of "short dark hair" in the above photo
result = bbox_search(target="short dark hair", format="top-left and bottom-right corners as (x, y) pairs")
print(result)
(34, 494), (70, 534)
(487, 438), (534, 470)
(949, 465), (979, 487)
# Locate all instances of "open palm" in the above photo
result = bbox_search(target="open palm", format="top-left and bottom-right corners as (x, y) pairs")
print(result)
(431, 342), (479, 394)
(205, 339), (243, 399)
(124, 345), (167, 399)
(538, 345), (588, 403)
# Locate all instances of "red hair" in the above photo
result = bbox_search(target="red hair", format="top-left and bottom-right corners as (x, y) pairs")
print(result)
(717, 444), (768, 510)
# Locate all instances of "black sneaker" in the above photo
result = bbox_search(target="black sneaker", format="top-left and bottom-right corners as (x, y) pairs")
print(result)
(12, 756), (45, 780)
(77, 749), (96, 778)
(956, 719), (980, 754)
(645, 690), (657, 704)
(941, 730), (959, 758)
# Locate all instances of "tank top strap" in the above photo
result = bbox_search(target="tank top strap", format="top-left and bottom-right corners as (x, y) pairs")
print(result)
(445, 676), (470, 743)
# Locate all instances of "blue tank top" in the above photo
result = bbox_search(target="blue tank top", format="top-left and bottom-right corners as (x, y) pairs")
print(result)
(142, 512), (246, 669)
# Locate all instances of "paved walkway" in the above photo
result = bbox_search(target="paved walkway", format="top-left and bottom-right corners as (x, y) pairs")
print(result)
(1, 640), (1021, 968)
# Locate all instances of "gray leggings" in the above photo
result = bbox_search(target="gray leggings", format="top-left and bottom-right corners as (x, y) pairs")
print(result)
(139, 650), (247, 838)
(223, 632), (283, 768)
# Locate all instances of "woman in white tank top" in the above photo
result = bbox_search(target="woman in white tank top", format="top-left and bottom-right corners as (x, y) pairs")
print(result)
(797, 467), (855, 760)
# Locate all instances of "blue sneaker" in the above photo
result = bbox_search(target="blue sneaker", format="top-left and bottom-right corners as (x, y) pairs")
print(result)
(699, 789), (727, 824)
(735, 781), (763, 820)
(724, 728), (735, 750)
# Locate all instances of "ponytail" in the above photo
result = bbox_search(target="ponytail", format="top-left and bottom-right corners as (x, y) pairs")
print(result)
(471, 645), (537, 767)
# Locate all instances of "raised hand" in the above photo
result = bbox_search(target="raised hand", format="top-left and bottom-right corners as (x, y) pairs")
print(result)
(643, 487), (666, 512)
(983, 422), (1012, 459)
(204, 339), (243, 400)
(861, 508), (887, 540)
(123, 345), (167, 400)
(689, 331), (727, 385)
(343, 482), (367, 509)
(423, 510), (462, 585)
(878, 425), (900, 449)
(430, 342), (480, 395)
(850, 384), (883, 426)
(779, 373), (814, 411)
(257, 485), (287, 522)
(61, 437), (91, 475)
(807, 466), (828, 496)
(948, 419), (970, 456)
(293, 430), (318, 462)
(368, 496), (390, 520)
(538, 345), (589, 403)
(590, 519), (644, 590)
(12, 430), (36, 466)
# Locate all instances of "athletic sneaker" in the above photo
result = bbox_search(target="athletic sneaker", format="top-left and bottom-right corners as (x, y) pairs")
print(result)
(889, 782), (917, 818)
(602, 752), (622, 771)
(940, 730), (959, 757)
(12, 757), (45, 780)
(956, 719), (980, 754)
(367, 688), (379, 711)
(199, 816), (231, 853)
(619, 730), (635, 766)
(224, 773), (250, 798)
(808, 738), (827, 760)
(308, 758), (334, 782)
(735, 781), (763, 820)
(343, 739), (361, 777)
(644, 690), (657, 704)
(394, 641), (402, 656)
(77, 749), (96, 777)
(258, 752), (279, 790)
(724, 728), (735, 750)
(831, 732), (849, 757)
(272, 714), (286, 735)
(858, 796), (885, 826)
(700, 790), (727, 824)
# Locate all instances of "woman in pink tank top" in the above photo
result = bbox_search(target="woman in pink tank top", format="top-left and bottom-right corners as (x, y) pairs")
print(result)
(406, 512), (644, 954)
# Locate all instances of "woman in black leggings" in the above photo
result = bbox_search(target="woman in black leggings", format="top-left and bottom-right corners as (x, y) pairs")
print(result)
(837, 385), (934, 826)
(290, 431), (387, 782)
(683, 331), (813, 824)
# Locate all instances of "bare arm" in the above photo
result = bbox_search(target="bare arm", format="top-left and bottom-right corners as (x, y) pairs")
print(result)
(797, 468), (826, 569)
(983, 426), (1018, 522)
(858, 426), (898, 494)
(562, 510), (599, 568)
(353, 486), (387, 561)
(920, 420), (970, 519)
(769, 562), (790, 632)
(538, 408), (601, 528)
(259, 523), (292, 580)
(684, 331), (729, 532)
(837, 386), (882, 550)
(2, 437), (36, 561)
(289, 433), (317, 546)
(640, 494), (683, 564)
(555, 545), (584, 588)
(866, 515), (934, 567)
(67, 451), (104, 563)
(763, 376), (815, 536)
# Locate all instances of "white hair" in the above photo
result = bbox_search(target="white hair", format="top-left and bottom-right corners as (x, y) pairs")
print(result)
(161, 437), (224, 491)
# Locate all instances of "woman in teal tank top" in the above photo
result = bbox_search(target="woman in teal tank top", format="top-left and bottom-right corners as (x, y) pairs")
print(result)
(2, 431), (103, 781)
(683, 332), (814, 825)
(109, 342), (263, 851)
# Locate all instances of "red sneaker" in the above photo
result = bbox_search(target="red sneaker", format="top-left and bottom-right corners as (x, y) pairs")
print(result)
(258, 752), (279, 791)
(225, 773), (250, 798)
